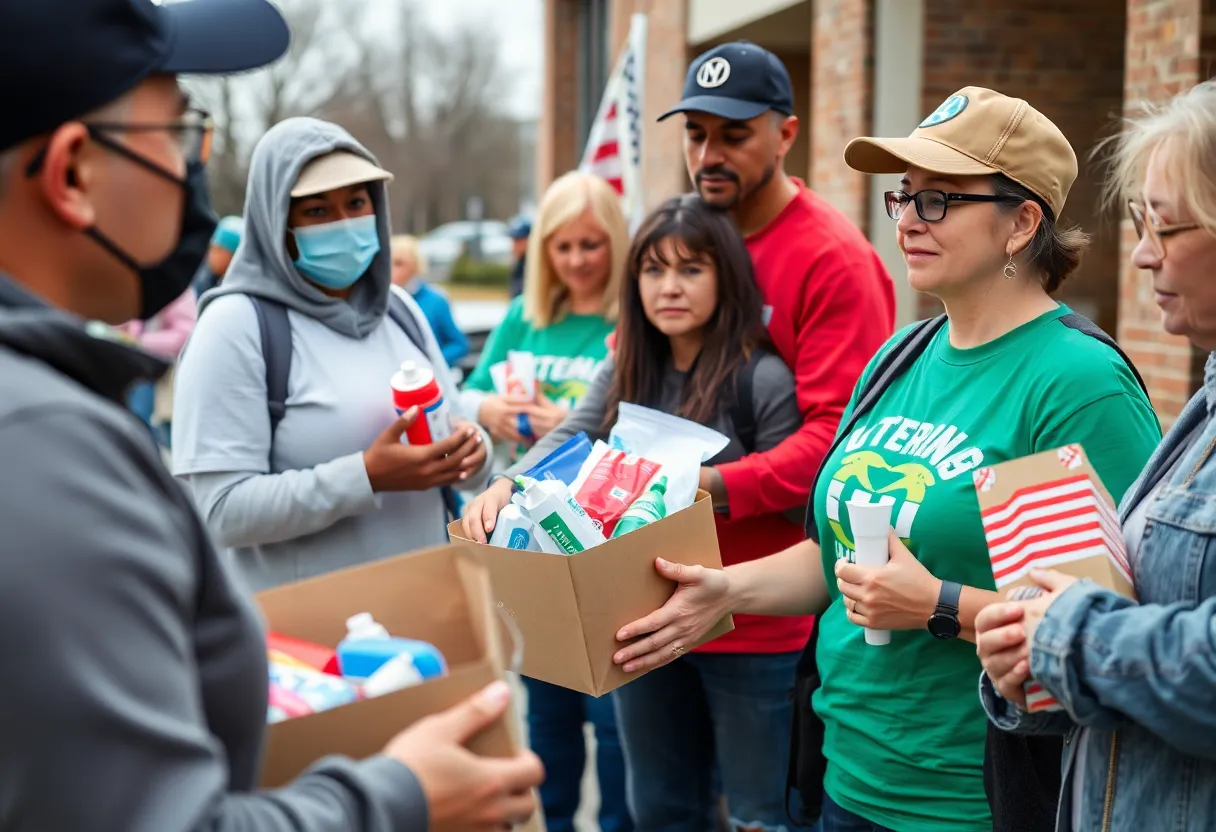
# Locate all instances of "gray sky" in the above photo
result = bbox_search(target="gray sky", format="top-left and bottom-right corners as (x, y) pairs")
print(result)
(422, 0), (543, 119)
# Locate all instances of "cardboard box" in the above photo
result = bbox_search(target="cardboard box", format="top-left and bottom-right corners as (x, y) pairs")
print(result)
(450, 490), (734, 697)
(256, 544), (525, 788)
(973, 443), (1136, 710)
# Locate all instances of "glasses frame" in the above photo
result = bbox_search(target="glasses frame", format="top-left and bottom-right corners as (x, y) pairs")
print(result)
(1127, 200), (1200, 259)
(85, 107), (214, 167)
(884, 189), (1024, 223)
(24, 107), (214, 180)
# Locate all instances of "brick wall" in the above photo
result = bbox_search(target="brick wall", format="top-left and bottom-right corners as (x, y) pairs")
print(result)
(1121, 0), (1211, 422)
(773, 50), (811, 183)
(537, 0), (580, 194)
(809, 0), (874, 230)
(917, 0), (1126, 328)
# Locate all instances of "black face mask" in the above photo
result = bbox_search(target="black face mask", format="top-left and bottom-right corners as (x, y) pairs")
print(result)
(82, 140), (218, 320)
(25, 134), (219, 321)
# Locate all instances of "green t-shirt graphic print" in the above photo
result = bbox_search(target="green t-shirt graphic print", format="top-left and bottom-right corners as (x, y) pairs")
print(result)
(811, 305), (1161, 832)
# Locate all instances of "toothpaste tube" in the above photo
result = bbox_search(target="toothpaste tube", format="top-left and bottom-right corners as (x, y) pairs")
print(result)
(523, 431), (593, 487)
(506, 351), (538, 440)
(514, 475), (605, 554)
(573, 446), (663, 537)
(268, 661), (360, 716)
(489, 504), (542, 551)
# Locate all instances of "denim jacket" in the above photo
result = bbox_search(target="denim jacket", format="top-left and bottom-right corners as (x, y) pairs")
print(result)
(982, 353), (1216, 831)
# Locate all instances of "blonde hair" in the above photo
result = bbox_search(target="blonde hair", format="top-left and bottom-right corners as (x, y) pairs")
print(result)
(390, 234), (428, 275)
(1099, 80), (1216, 233)
(524, 171), (629, 327)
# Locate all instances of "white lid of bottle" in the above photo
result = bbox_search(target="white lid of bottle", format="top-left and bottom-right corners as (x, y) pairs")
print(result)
(846, 499), (894, 539)
(345, 612), (388, 640)
(392, 361), (433, 391)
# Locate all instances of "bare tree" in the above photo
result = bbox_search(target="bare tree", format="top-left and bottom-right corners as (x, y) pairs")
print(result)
(193, 0), (530, 227)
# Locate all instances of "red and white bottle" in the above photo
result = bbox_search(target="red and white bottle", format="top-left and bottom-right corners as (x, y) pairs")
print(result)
(390, 361), (453, 445)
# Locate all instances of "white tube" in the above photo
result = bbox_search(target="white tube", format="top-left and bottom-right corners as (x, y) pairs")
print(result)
(846, 499), (895, 646)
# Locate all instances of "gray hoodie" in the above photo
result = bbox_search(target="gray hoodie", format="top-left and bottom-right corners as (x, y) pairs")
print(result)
(172, 118), (490, 590)
(0, 274), (426, 830)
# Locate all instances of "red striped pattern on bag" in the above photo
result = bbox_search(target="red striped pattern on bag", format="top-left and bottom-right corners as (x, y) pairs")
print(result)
(981, 475), (1132, 589)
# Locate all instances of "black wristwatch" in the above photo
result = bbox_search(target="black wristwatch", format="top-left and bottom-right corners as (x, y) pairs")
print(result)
(927, 581), (962, 640)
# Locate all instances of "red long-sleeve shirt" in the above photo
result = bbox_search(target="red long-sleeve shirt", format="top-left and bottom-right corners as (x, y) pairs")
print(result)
(699, 180), (895, 654)
(718, 179), (896, 520)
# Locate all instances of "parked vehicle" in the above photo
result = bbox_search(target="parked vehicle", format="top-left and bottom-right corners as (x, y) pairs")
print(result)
(418, 221), (513, 276)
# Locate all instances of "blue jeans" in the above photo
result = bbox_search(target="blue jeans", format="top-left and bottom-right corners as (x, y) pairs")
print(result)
(613, 650), (806, 832)
(812, 794), (896, 832)
(127, 381), (155, 427)
(522, 676), (633, 832)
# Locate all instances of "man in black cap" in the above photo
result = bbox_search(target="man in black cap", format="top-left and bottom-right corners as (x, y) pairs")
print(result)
(612, 41), (897, 831)
(0, 2), (542, 830)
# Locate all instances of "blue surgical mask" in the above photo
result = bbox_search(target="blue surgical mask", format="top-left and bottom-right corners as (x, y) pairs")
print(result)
(291, 214), (381, 290)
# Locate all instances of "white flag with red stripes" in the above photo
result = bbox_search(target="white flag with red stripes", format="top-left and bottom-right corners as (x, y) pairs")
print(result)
(579, 14), (646, 230)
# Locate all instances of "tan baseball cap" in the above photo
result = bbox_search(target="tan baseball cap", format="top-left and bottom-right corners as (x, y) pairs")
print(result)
(845, 86), (1078, 216)
(291, 150), (394, 198)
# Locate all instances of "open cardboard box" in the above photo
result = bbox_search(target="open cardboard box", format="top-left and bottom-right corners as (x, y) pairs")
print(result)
(256, 544), (525, 788)
(450, 489), (734, 697)
(974, 443), (1136, 710)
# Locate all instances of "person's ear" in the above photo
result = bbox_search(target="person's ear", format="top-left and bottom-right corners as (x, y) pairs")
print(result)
(778, 114), (799, 156)
(35, 124), (96, 230)
(1007, 201), (1043, 258)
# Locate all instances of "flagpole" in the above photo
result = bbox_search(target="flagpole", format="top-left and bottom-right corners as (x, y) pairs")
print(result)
(624, 13), (647, 233)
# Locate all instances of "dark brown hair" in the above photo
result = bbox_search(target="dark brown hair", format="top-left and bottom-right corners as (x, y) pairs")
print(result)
(992, 174), (1091, 293)
(604, 195), (771, 428)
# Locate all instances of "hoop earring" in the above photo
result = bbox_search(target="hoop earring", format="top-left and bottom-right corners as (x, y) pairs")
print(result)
(1003, 255), (1017, 279)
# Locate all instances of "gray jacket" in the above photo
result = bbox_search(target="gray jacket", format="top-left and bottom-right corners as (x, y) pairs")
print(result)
(0, 274), (426, 830)
(172, 118), (490, 590)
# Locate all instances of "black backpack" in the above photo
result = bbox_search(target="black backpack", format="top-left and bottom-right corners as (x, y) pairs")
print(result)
(784, 311), (1148, 826)
(248, 291), (462, 522)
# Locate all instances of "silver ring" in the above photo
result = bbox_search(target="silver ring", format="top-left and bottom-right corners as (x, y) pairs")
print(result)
(671, 644), (687, 657)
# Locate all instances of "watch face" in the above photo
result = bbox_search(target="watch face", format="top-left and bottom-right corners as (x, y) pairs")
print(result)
(928, 613), (961, 640)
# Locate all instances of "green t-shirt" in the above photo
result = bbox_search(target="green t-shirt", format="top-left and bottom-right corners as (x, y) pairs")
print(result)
(811, 305), (1161, 832)
(463, 297), (615, 408)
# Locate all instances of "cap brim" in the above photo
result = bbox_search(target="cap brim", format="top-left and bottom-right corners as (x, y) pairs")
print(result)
(290, 158), (394, 198)
(844, 136), (1000, 178)
(657, 96), (771, 122)
(159, 0), (291, 75)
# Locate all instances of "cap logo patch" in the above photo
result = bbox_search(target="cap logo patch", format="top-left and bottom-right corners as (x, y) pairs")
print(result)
(696, 57), (731, 89)
(920, 94), (968, 128)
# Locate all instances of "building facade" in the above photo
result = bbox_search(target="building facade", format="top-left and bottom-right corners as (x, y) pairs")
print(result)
(537, 0), (1215, 424)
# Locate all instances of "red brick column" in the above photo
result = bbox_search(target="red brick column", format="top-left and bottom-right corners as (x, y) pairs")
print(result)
(537, 0), (580, 195)
(1120, 0), (1212, 423)
(810, 0), (874, 231)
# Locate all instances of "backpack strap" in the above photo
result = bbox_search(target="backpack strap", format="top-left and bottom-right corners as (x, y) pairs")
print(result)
(1059, 312), (1150, 397)
(250, 296), (293, 439)
(804, 314), (947, 542)
(387, 290), (429, 356)
(729, 352), (760, 455)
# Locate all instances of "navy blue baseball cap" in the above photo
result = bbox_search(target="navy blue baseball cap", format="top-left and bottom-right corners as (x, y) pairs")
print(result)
(507, 215), (532, 239)
(658, 41), (794, 122)
(0, 0), (291, 152)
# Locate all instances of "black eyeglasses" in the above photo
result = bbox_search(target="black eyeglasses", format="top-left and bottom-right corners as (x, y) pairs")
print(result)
(25, 108), (214, 179)
(884, 189), (1023, 223)
(86, 107), (214, 166)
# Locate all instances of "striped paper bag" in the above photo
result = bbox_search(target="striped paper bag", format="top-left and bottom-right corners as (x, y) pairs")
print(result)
(973, 444), (1136, 712)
